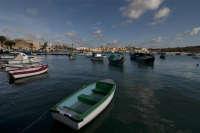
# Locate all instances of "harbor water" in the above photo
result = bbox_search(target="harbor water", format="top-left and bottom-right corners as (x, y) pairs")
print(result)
(0, 55), (200, 133)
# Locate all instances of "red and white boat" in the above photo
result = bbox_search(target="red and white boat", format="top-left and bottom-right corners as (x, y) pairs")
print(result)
(9, 64), (48, 80)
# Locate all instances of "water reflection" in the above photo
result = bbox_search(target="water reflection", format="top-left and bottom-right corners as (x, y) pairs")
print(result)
(121, 85), (193, 133)
(131, 62), (154, 69)
(108, 64), (124, 72)
(91, 60), (104, 64)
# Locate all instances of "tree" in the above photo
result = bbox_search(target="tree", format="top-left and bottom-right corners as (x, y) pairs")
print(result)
(0, 36), (7, 44)
(4, 40), (15, 50)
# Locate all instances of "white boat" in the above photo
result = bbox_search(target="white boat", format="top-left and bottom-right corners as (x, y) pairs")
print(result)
(8, 64), (48, 80)
(90, 53), (104, 62)
(8, 52), (42, 64)
(0, 55), (15, 59)
(5, 63), (40, 71)
(85, 52), (93, 57)
(51, 79), (116, 130)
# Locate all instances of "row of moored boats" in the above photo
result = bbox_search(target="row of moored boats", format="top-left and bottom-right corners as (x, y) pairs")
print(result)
(0, 52), (48, 81)
(88, 48), (156, 65)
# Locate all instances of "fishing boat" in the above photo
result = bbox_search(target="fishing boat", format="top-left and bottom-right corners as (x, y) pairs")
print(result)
(69, 55), (76, 60)
(68, 43), (76, 60)
(90, 53), (104, 62)
(8, 64), (48, 80)
(192, 55), (200, 59)
(160, 53), (166, 59)
(108, 53), (125, 65)
(85, 52), (93, 58)
(130, 48), (155, 63)
(187, 53), (195, 56)
(51, 79), (116, 130)
(68, 53), (76, 60)
(175, 52), (181, 55)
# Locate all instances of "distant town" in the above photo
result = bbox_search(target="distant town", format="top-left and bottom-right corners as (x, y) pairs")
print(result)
(0, 35), (200, 54)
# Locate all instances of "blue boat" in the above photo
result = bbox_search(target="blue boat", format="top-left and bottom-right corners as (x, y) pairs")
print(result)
(130, 48), (155, 63)
(108, 53), (125, 65)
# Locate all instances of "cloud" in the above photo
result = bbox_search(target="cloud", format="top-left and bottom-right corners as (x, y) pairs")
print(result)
(112, 39), (119, 44)
(176, 26), (200, 39)
(66, 20), (72, 26)
(190, 27), (200, 36)
(65, 31), (86, 46)
(93, 22), (103, 27)
(121, 0), (164, 21)
(26, 8), (38, 16)
(92, 29), (104, 40)
(152, 36), (163, 43)
(65, 31), (77, 38)
(150, 7), (171, 25)
(154, 7), (171, 20)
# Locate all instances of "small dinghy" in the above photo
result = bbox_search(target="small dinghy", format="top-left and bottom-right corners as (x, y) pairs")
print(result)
(51, 79), (116, 130)
(8, 64), (48, 80)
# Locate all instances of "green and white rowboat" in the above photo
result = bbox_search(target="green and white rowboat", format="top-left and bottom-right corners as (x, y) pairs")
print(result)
(50, 79), (116, 130)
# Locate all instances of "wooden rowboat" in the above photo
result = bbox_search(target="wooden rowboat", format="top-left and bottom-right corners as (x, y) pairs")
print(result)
(8, 64), (48, 80)
(51, 79), (116, 130)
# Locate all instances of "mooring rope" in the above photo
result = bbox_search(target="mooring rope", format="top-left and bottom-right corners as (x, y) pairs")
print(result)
(20, 110), (49, 133)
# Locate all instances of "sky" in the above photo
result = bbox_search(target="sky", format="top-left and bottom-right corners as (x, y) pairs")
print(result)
(0, 0), (200, 48)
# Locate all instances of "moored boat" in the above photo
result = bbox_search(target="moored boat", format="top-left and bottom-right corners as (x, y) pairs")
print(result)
(5, 63), (40, 71)
(90, 53), (104, 62)
(8, 64), (48, 80)
(130, 48), (155, 63)
(68, 53), (76, 60)
(0, 55), (15, 60)
(160, 53), (166, 59)
(8, 52), (42, 64)
(51, 79), (116, 130)
(192, 55), (200, 59)
(108, 53), (125, 65)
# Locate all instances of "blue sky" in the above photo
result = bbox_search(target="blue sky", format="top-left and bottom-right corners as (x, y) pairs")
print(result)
(0, 0), (200, 48)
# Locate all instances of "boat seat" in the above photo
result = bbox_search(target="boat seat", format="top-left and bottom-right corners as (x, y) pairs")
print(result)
(92, 82), (113, 95)
(96, 82), (113, 90)
(78, 94), (99, 105)
(92, 88), (108, 95)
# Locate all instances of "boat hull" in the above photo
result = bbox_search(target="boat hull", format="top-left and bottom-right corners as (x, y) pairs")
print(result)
(160, 55), (165, 59)
(9, 65), (48, 80)
(130, 53), (155, 63)
(109, 57), (125, 65)
(90, 57), (104, 62)
(108, 53), (125, 65)
(51, 79), (116, 130)
(51, 89), (114, 130)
